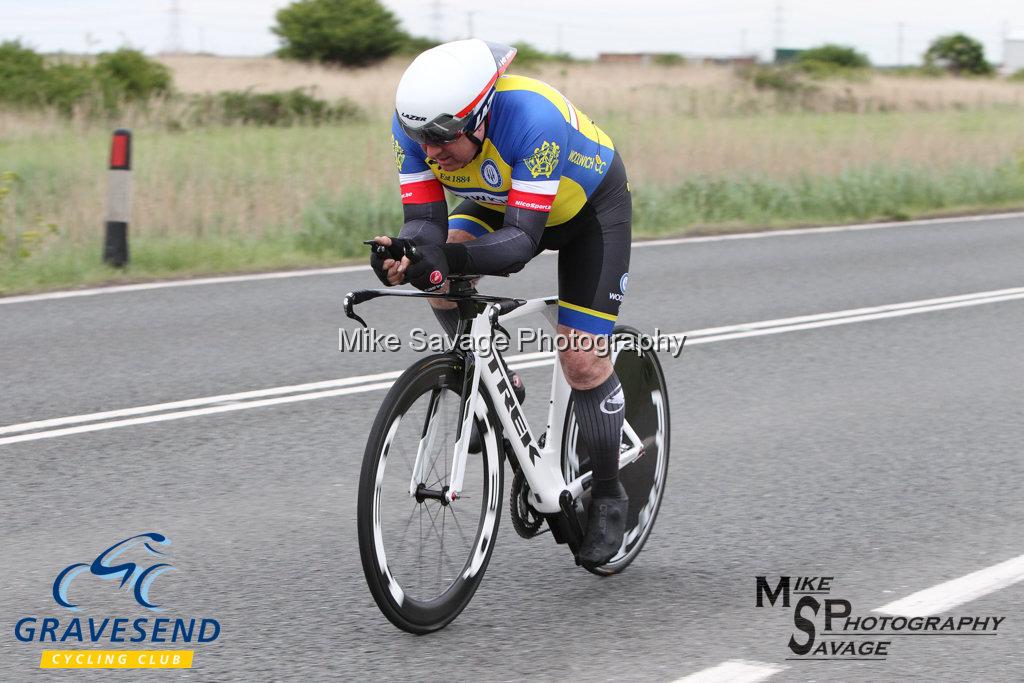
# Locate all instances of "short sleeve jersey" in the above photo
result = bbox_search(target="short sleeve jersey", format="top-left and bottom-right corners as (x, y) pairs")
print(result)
(392, 74), (616, 227)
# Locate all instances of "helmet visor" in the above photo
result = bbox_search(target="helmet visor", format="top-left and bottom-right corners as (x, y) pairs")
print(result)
(398, 112), (472, 146)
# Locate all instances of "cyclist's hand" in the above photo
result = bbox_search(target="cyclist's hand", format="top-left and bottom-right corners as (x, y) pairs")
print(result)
(369, 236), (411, 286)
(403, 243), (448, 292)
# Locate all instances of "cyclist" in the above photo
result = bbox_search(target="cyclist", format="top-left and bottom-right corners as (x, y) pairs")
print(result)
(370, 39), (631, 568)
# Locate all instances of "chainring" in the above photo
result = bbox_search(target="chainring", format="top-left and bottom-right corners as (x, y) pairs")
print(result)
(509, 469), (545, 539)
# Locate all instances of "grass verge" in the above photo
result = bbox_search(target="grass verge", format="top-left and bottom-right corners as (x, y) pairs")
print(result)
(3, 160), (1023, 295)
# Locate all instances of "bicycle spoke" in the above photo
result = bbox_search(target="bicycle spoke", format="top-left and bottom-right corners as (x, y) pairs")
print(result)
(361, 358), (504, 618)
(420, 502), (462, 575)
(447, 503), (472, 547)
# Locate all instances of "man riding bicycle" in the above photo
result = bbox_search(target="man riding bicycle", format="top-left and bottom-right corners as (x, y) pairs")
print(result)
(371, 39), (632, 567)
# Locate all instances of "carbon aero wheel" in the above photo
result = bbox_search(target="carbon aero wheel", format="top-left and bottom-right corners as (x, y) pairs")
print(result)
(357, 353), (503, 634)
(562, 325), (671, 576)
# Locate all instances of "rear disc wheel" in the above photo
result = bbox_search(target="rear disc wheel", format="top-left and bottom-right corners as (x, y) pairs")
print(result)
(562, 325), (671, 576)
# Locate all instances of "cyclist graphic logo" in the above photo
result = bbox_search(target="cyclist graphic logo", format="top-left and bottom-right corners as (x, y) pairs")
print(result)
(52, 533), (175, 612)
(524, 141), (560, 178)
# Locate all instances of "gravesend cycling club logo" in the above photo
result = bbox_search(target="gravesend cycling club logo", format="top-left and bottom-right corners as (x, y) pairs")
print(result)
(53, 533), (174, 611)
(13, 533), (221, 670)
(481, 159), (503, 188)
(755, 575), (1006, 662)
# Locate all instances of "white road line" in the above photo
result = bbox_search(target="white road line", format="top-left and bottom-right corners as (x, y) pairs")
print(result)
(3, 211), (1022, 306)
(672, 660), (786, 683)
(683, 289), (1024, 346)
(636, 210), (1024, 249)
(0, 371), (404, 436)
(0, 383), (397, 446)
(873, 554), (1024, 617)
(0, 265), (368, 306)
(2, 285), (1022, 445)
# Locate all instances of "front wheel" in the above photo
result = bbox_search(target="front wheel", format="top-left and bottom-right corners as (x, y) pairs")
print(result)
(357, 353), (504, 633)
(562, 325), (671, 576)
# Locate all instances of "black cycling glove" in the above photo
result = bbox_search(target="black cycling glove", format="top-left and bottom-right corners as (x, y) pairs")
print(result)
(368, 238), (417, 287)
(404, 243), (449, 292)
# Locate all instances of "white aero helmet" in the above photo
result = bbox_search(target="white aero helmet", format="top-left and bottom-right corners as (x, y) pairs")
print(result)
(396, 39), (517, 145)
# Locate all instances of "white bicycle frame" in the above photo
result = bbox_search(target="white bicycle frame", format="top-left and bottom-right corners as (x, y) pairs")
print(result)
(409, 296), (644, 515)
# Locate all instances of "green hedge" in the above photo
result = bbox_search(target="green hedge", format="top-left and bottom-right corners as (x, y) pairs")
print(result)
(0, 42), (171, 115)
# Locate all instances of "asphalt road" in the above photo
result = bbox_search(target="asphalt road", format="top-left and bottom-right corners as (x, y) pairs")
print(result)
(2, 213), (1023, 681)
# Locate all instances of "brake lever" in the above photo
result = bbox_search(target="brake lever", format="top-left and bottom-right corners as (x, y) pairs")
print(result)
(343, 293), (368, 328)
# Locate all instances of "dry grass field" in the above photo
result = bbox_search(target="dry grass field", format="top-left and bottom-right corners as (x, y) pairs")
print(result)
(2, 55), (1024, 292)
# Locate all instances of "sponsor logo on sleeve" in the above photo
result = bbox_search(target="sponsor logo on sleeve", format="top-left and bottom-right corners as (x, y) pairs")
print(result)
(524, 141), (560, 179)
(392, 135), (405, 171)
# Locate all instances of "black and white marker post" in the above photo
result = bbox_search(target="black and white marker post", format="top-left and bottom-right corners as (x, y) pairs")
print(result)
(103, 129), (132, 267)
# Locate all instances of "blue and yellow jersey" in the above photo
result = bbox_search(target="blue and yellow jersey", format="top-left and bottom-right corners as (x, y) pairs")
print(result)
(392, 75), (615, 226)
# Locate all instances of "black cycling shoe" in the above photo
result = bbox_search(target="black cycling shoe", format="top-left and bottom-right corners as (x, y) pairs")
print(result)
(578, 488), (629, 567)
(469, 371), (526, 453)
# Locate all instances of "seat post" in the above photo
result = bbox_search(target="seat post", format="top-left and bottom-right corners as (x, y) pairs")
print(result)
(449, 278), (480, 337)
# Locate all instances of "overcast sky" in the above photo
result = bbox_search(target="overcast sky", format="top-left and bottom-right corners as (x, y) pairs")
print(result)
(2, 0), (1023, 65)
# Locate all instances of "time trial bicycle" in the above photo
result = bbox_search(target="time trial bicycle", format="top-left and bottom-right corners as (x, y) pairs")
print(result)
(347, 247), (670, 634)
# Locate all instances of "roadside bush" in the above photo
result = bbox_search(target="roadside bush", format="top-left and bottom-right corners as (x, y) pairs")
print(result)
(273, 0), (406, 66)
(397, 35), (439, 56)
(0, 43), (172, 116)
(652, 53), (686, 66)
(925, 33), (993, 76)
(510, 41), (574, 68)
(0, 41), (48, 107)
(94, 49), (172, 101)
(188, 88), (362, 126)
(797, 44), (870, 70)
(738, 65), (812, 94)
(38, 63), (97, 115)
(796, 44), (871, 81)
(1009, 68), (1024, 82)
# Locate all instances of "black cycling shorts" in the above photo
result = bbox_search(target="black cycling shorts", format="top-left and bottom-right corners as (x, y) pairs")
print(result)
(447, 152), (631, 335)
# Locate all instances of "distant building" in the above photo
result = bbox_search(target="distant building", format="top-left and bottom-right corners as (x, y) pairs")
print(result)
(773, 48), (803, 64)
(1005, 33), (1024, 73)
(702, 55), (758, 67)
(597, 53), (662, 65)
(597, 52), (757, 66)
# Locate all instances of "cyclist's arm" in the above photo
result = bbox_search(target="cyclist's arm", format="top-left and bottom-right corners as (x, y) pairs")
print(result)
(398, 200), (448, 245)
(440, 205), (546, 274)
(442, 113), (567, 275)
(392, 115), (448, 245)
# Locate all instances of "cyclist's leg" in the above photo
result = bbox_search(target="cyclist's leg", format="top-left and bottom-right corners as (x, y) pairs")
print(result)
(554, 154), (632, 564)
(428, 200), (504, 335)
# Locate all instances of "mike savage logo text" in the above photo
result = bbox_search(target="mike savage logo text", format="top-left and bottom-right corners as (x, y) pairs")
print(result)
(756, 575), (1005, 662)
(338, 327), (684, 358)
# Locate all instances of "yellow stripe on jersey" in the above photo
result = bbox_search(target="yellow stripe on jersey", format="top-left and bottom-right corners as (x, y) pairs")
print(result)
(496, 75), (614, 149)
